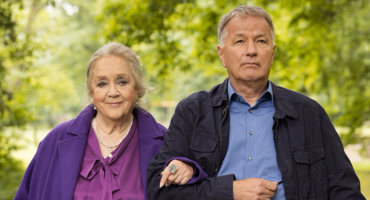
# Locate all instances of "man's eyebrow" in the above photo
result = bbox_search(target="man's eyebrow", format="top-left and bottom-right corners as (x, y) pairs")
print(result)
(234, 33), (269, 38)
(256, 33), (267, 38)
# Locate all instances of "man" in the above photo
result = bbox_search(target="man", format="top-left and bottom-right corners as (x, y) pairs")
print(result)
(146, 5), (365, 200)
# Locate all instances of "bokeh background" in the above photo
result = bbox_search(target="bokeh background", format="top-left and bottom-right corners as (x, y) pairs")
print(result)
(1, 0), (370, 199)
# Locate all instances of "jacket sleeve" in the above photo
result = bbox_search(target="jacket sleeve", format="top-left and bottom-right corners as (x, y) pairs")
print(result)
(146, 103), (234, 200)
(14, 142), (41, 200)
(164, 157), (209, 184)
(320, 112), (365, 199)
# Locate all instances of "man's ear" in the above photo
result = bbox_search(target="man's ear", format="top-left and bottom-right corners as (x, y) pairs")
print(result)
(272, 44), (276, 60)
(217, 45), (226, 67)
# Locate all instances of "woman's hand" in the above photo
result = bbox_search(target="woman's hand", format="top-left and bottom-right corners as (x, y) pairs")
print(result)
(160, 159), (194, 188)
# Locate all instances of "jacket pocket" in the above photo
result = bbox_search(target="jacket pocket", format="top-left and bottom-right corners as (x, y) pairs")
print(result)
(189, 132), (218, 152)
(293, 144), (328, 199)
(188, 132), (219, 173)
(293, 144), (324, 165)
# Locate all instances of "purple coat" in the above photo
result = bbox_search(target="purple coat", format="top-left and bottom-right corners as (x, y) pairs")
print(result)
(15, 105), (166, 200)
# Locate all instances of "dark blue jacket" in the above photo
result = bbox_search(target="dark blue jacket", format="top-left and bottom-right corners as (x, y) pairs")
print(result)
(146, 78), (365, 200)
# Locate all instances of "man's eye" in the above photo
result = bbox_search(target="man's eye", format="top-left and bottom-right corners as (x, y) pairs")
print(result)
(258, 39), (266, 43)
(97, 82), (106, 87)
(236, 40), (244, 43)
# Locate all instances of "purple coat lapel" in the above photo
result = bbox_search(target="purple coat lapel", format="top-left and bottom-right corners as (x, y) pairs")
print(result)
(136, 108), (166, 200)
(58, 105), (94, 199)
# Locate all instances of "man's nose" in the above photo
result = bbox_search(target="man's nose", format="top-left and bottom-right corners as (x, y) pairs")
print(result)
(245, 42), (257, 57)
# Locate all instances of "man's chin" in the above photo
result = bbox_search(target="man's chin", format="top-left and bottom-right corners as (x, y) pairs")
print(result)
(237, 76), (263, 83)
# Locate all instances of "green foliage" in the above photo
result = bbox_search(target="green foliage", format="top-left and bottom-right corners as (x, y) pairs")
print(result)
(268, 0), (370, 146)
(0, 130), (25, 200)
(0, 0), (31, 198)
(1, 0), (370, 197)
(353, 161), (370, 199)
(98, 0), (370, 147)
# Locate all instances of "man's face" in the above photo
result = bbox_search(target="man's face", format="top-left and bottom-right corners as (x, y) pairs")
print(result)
(217, 15), (276, 85)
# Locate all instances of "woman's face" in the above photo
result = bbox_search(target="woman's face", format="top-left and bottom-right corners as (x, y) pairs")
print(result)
(90, 55), (137, 121)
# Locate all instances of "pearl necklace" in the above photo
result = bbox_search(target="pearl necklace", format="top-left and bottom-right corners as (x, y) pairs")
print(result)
(93, 118), (133, 158)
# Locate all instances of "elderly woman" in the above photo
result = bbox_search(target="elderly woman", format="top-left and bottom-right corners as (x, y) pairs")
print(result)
(15, 43), (194, 200)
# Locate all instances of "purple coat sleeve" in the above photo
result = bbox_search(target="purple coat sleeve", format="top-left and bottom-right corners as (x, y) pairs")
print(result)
(14, 157), (36, 199)
(14, 141), (41, 200)
(164, 157), (208, 184)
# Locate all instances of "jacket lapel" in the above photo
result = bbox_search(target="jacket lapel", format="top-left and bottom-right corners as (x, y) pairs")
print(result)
(136, 108), (165, 200)
(58, 105), (95, 200)
(58, 135), (87, 200)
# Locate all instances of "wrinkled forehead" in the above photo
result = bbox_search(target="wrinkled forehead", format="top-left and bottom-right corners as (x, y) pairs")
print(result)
(228, 13), (275, 39)
(90, 56), (133, 78)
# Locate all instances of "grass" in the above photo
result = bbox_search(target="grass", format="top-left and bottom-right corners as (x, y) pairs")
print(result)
(353, 161), (370, 199)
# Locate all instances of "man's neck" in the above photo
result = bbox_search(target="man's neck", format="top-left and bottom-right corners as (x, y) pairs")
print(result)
(230, 78), (269, 107)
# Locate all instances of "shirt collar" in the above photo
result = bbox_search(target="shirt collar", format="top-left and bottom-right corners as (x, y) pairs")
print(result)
(227, 80), (274, 106)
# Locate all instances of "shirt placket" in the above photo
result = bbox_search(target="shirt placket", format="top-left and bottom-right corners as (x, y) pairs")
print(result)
(246, 104), (256, 177)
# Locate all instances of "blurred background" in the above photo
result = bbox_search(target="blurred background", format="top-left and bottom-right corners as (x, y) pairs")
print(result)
(1, 0), (370, 199)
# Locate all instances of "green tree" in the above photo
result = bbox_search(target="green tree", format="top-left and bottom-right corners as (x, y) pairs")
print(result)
(98, 0), (370, 151)
(0, 0), (33, 198)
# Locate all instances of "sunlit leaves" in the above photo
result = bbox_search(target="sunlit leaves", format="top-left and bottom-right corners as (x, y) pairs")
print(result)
(99, 0), (370, 147)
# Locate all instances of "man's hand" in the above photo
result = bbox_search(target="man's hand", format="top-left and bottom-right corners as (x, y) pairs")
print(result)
(160, 159), (194, 188)
(233, 178), (278, 200)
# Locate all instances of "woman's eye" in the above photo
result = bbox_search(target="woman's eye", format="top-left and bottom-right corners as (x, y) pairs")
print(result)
(118, 80), (128, 86)
(97, 82), (106, 87)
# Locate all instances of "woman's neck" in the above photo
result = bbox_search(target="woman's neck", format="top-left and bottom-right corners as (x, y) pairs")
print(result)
(94, 113), (134, 135)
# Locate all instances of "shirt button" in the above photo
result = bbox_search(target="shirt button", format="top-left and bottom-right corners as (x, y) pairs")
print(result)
(249, 131), (253, 135)
(249, 156), (252, 160)
(249, 109), (252, 113)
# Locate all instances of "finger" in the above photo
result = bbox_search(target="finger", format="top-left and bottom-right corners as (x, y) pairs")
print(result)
(263, 188), (275, 197)
(159, 168), (171, 188)
(179, 175), (190, 185)
(264, 180), (278, 192)
(166, 173), (179, 186)
(166, 175), (176, 187)
(166, 179), (171, 187)
(167, 173), (178, 182)
(173, 173), (185, 184)
(176, 166), (192, 185)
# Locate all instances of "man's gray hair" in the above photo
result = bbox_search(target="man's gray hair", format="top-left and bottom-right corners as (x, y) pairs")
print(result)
(218, 5), (275, 46)
(86, 43), (151, 108)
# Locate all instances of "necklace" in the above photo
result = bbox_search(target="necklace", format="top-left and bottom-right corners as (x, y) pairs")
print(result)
(93, 118), (133, 158)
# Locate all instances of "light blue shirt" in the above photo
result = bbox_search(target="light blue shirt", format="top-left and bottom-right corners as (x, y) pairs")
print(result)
(218, 80), (286, 200)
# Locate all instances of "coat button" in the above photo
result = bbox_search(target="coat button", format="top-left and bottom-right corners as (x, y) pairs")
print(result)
(249, 131), (253, 135)
(248, 156), (253, 160)
(249, 109), (252, 113)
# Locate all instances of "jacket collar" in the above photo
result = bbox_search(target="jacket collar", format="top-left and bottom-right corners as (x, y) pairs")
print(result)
(209, 77), (229, 107)
(67, 105), (96, 136)
(271, 82), (297, 119)
(209, 77), (297, 119)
